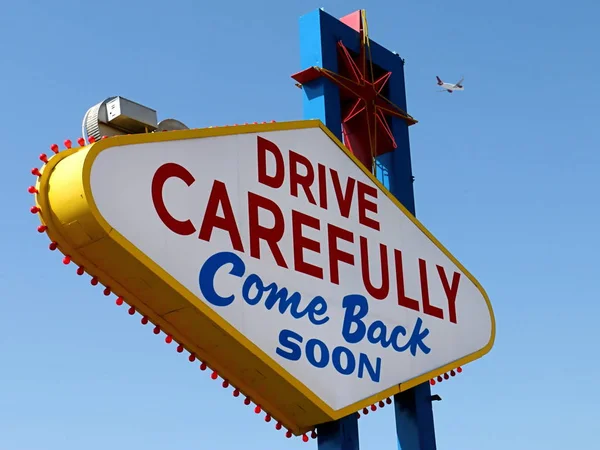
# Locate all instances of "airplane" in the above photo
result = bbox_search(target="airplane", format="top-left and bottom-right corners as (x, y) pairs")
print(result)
(436, 76), (464, 93)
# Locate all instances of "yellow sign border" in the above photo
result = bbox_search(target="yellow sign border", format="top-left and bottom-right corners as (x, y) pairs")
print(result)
(34, 119), (495, 432)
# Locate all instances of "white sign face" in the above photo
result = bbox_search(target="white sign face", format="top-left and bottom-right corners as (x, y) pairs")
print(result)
(89, 125), (493, 410)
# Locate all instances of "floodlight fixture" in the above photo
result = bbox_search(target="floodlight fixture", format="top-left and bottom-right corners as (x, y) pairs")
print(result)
(82, 96), (189, 142)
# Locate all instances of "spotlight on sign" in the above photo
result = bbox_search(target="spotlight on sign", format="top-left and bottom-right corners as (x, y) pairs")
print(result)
(82, 96), (188, 142)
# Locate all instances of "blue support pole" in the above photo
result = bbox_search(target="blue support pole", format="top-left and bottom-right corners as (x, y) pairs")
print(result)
(393, 384), (437, 450)
(316, 413), (360, 450)
(376, 42), (437, 450)
(297, 8), (436, 450)
(299, 10), (359, 450)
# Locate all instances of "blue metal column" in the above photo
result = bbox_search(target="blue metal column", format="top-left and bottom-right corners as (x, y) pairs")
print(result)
(393, 384), (437, 450)
(377, 44), (436, 450)
(297, 8), (436, 450)
(316, 413), (360, 450)
(377, 43), (437, 450)
(299, 9), (358, 450)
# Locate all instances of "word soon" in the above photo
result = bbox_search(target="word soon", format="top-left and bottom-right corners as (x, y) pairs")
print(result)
(277, 329), (381, 382)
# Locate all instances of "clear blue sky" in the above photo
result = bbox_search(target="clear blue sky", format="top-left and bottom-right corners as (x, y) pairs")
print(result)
(1, 0), (598, 449)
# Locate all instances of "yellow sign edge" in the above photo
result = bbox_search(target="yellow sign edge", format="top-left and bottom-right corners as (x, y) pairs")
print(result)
(36, 119), (495, 422)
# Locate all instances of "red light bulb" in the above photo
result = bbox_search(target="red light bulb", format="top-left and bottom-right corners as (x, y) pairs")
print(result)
(49, 242), (58, 251)
(222, 380), (229, 388)
(141, 316), (149, 325)
(88, 136), (96, 143)
(450, 370), (456, 377)
(28, 186), (38, 194)
(37, 225), (47, 233)
(103, 287), (111, 296)
(165, 335), (173, 344)
(233, 389), (240, 397)
(254, 405), (261, 414)
(379, 400), (385, 408)
(188, 353), (195, 362)
(437, 376), (443, 382)
(153, 326), (160, 334)
(286, 431), (292, 438)
(128, 306), (135, 315)
(244, 397), (251, 405)
(77, 138), (85, 146)
(90, 277), (98, 286)
(457, 366), (463, 373)
(311, 431), (317, 439)
(64, 139), (72, 149)
(430, 379), (436, 386)
(275, 422), (282, 430)
(176, 344), (184, 353)
(211, 371), (218, 380)
(302, 434), (309, 442)
(363, 408), (369, 415)
(50, 144), (59, 154)
(30, 206), (40, 214)
(31, 168), (41, 176)
(62, 256), (71, 265)
(200, 362), (207, 371)
(370, 404), (377, 411)
(443, 373), (449, 380)
(386, 397), (392, 404)
(39, 154), (48, 163)
(101, 135), (108, 140)
(116, 297), (124, 306)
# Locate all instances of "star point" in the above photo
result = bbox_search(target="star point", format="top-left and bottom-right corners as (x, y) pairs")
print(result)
(291, 11), (417, 172)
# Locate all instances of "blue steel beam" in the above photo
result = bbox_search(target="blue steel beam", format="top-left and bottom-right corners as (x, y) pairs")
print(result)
(297, 8), (436, 450)
(316, 413), (360, 450)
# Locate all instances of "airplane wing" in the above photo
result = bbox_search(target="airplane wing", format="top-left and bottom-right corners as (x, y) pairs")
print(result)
(454, 77), (464, 87)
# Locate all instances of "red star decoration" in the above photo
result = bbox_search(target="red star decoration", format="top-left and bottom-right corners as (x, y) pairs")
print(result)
(292, 11), (417, 172)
